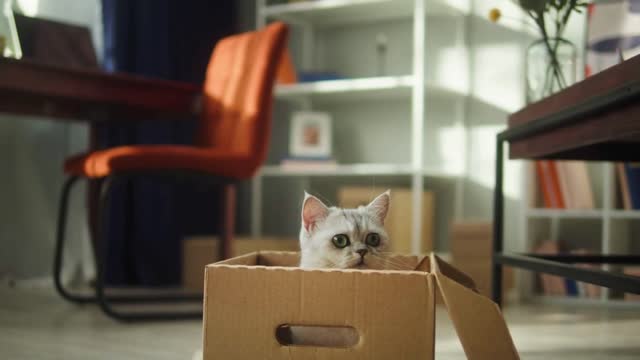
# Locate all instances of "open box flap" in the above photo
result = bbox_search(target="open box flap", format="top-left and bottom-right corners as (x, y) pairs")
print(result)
(430, 253), (478, 291)
(257, 251), (300, 267)
(210, 252), (257, 266)
(430, 254), (520, 360)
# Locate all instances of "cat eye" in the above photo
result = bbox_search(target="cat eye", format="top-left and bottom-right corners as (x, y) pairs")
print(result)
(332, 234), (350, 249)
(365, 233), (381, 247)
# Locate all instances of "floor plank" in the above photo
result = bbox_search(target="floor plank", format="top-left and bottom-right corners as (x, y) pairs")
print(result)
(1, 286), (639, 359)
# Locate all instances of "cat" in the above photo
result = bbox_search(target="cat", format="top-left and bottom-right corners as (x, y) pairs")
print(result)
(299, 190), (391, 270)
(288, 190), (391, 348)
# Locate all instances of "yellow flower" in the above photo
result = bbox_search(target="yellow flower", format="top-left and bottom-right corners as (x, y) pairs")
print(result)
(488, 8), (501, 23)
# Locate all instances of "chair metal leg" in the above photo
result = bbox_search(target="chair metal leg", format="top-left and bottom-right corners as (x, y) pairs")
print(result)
(219, 184), (236, 260)
(492, 137), (504, 307)
(53, 176), (97, 304)
(94, 175), (202, 321)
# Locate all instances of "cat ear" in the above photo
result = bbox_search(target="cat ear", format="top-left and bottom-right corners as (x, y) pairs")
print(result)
(302, 192), (329, 232)
(367, 190), (390, 224)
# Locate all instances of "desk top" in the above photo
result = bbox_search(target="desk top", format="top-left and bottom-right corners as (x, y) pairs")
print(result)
(0, 57), (202, 122)
(506, 54), (640, 161)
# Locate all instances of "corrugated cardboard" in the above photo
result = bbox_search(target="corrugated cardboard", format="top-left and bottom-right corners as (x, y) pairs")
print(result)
(450, 222), (514, 299)
(203, 251), (519, 359)
(338, 187), (434, 253)
(452, 260), (514, 299)
(624, 267), (640, 301)
(450, 222), (493, 259)
(182, 236), (298, 291)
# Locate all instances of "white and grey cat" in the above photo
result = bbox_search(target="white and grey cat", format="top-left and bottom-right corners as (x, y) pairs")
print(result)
(299, 190), (390, 269)
(289, 190), (391, 347)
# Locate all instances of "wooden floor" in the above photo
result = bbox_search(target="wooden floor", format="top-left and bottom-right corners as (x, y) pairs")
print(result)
(2, 286), (640, 359)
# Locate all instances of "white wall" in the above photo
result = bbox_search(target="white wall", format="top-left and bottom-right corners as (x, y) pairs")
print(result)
(0, 0), (102, 282)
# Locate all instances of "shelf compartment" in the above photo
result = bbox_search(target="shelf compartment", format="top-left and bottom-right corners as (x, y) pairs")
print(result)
(263, 0), (467, 27)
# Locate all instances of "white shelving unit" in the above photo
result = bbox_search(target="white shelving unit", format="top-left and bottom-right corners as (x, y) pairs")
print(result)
(521, 162), (640, 304)
(252, 0), (469, 252)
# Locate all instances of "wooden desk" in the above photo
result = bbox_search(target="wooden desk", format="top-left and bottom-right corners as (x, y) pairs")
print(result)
(507, 54), (640, 161)
(491, 54), (640, 306)
(0, 57), (202, 122)
(0, 57), (204, 272)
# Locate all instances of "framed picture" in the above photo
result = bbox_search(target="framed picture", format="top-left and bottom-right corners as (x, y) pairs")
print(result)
(289, 111), (332, 158)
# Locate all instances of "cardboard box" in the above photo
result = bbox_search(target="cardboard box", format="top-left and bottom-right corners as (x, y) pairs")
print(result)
(182, 236), (299, 291)
(450, 222), (493, 259)
(450, 222), (513, 299)
(452, 259), (514, 299)
(624, 267), (640, 301)
(203, 251), (519, 359)
(338, 187), (434, 253)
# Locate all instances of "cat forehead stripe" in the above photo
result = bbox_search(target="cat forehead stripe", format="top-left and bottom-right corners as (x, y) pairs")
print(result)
(343, 208), (371, 238)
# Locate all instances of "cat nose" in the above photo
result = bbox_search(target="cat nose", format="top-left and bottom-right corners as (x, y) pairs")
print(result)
(356, 249), (368, 257)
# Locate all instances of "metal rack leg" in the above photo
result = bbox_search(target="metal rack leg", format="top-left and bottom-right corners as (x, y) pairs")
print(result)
(492, 137), (504, 306)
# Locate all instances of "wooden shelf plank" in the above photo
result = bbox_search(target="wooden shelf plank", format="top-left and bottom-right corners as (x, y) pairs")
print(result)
(526, 208), (604, 219)
(263, 0), (466, 27)
(275, 76), (464, 102)
(260, 163), (459, 177)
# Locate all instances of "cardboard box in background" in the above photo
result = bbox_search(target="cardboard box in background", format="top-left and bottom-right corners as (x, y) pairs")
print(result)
(624, 267), (640, 301)
(450, 222), (493, 259)
(203, 251), (519, 359)
(338, 187), (434, 253)
(182, 236), (298, 291)
(450, 222), (514, 299)
(453, 260), (514, 299)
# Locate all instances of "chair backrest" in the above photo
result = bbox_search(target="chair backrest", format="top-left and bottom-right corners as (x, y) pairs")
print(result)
(198, 22), (288, 170)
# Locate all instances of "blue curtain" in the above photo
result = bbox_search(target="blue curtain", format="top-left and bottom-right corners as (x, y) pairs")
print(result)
(100, 0), (236, 286)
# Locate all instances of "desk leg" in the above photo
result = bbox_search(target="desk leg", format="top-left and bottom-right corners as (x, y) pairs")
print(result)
(492, 137), (504, 307)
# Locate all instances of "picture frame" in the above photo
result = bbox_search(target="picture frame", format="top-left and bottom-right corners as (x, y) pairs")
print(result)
(289, 111), (332, 159)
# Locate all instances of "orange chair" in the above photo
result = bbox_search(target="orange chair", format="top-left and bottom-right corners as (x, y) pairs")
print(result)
(53, 22), (289, 320)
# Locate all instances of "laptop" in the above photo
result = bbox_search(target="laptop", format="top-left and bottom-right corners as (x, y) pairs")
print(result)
(13, 13), (98, 69)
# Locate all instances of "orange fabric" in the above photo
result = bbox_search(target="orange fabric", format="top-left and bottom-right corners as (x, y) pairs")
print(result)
(65, 22), (289, 179)
(276, 48), (297, 84)
(65, 146), (251, 179)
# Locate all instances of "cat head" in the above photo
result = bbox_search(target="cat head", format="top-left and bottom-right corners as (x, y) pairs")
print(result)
(298, 190), (390, 269)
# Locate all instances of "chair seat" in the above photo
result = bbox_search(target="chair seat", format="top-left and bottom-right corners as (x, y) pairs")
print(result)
(64, 145), (254, 179)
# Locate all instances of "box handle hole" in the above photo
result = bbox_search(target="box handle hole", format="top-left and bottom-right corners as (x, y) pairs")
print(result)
(275, 324), (359, 348)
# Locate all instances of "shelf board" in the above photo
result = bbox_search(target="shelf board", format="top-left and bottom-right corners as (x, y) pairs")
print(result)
(610, 210), (640, 219)
(259, 163), (459, 177)
(526, 208), (604, 219)
(275, 75), (463, 102)
(532, 295), (640, 309)
(527, 208), (640, 220)
(263, 0), (467, 27)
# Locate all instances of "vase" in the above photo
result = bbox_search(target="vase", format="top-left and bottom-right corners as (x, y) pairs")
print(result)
(0, 0), (21, 58)
(525, 37), (576, 103)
